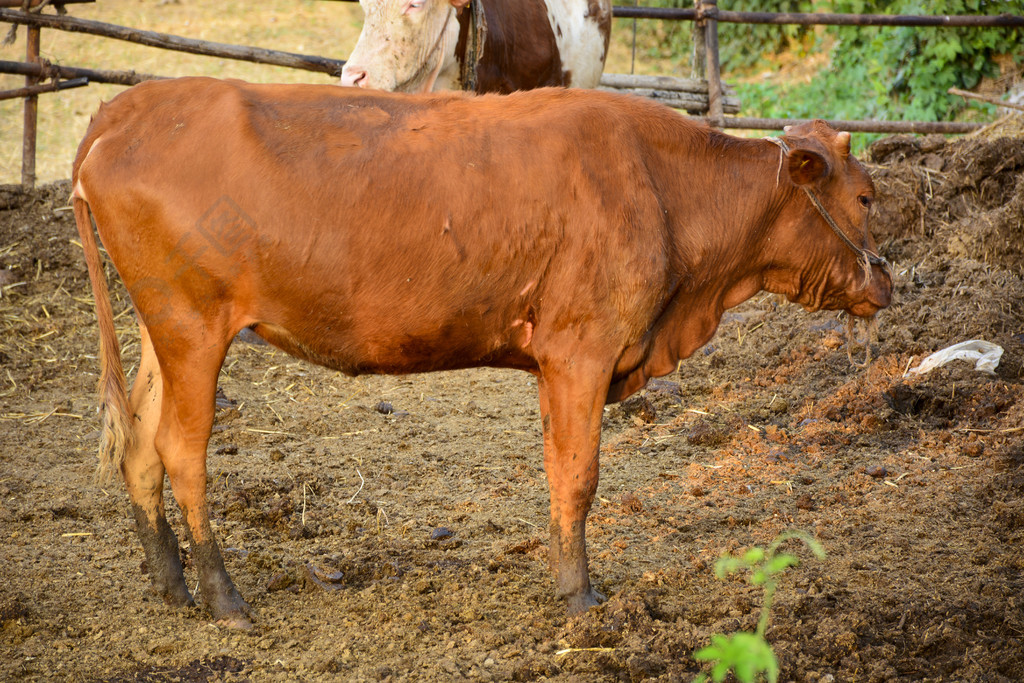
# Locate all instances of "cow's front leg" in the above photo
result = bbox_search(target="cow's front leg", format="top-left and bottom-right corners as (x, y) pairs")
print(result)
(537, 360), (610, 614)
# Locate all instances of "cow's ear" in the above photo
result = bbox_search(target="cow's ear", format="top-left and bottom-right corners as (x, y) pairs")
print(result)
(450, 0), (471, 11)
(787, 149), (829, 186)
(835, 131), (852, 158)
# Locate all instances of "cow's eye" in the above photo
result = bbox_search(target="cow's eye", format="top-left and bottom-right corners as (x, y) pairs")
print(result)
(406, 0), (424, 12)
(858, 195), (873, 209)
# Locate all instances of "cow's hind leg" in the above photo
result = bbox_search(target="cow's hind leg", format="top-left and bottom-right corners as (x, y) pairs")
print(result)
(537, 356), (610, 614)
(123, 323), (193, 608)
(150, 326), (251, 628)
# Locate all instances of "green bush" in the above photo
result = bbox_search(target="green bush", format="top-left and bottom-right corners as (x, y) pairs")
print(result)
(642, 1), (1024, 126)
(643, 0), (820, 70)
(805, 0), (1022, 121)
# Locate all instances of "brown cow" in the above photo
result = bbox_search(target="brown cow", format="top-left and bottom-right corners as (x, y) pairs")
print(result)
(73, 78), (892, 628)
(340, 0), (612, 92)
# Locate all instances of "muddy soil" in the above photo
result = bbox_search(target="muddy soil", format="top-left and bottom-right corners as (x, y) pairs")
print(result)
(2, 127), (1023, 682)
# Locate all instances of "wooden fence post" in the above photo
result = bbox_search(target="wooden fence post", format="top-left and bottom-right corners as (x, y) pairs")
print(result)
(690, 0), (705, 81)
(21, 24), (39, 190)
(700, 0), (724, 128)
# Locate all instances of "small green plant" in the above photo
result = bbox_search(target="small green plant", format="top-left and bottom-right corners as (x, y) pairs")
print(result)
(693, 531), (826, 683)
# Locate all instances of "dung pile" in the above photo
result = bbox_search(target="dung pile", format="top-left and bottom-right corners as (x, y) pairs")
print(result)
(867, 120), (1024, 273)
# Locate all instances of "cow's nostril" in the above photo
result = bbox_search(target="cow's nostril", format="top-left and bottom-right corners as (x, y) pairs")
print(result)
(340, 68), (368, 88)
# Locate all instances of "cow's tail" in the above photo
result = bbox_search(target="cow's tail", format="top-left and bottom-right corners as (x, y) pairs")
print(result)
(73, 194), (133, 483)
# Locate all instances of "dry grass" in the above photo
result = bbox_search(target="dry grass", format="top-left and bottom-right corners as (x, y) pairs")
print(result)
(1, 3), (676, 185)
(970, 111), (1024, 139)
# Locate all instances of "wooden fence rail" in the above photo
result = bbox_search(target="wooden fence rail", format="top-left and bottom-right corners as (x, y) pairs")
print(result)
(699, 116), (985, 135)
(318, 0), (1024, 26)
(612, 5), (1024, 27)
(0, 59), (159, 86)
(0, 75), (86, 101)
(0, 0), (93, 7)
(0, 8), (345, 75)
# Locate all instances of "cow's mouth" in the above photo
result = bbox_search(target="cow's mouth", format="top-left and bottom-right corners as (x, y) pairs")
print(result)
(845, 262), (894, 318)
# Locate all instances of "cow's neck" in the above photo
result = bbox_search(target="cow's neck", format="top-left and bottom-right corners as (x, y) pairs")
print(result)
(622, 135), (798, 387)
(666, 134), (792, 302)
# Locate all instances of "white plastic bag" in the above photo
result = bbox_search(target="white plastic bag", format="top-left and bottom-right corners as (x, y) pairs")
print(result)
(907, 340), (1004, 376)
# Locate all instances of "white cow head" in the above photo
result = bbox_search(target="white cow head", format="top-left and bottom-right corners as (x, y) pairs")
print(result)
(341, 0), (468, 93)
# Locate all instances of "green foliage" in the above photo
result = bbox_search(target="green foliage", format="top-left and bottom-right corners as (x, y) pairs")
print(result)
(641, 0), (1023, 127)
(647, 0), (821, 70)
(718, 0), (822, 71)
(810, 0), (1024, 123)
(716, 547), (800, 586)
(692, 531), (825, 683)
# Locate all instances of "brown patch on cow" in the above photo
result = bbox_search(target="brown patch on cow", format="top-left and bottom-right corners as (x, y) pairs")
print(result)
(586, 0), (613, 58)
(458, 0), (568, 92)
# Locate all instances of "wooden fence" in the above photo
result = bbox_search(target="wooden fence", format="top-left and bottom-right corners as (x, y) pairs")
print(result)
(2, 1), (1023, 189)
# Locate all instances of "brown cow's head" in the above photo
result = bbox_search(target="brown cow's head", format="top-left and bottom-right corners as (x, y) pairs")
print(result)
(766, 120), (893, 319)
(341, 0), (465, 92)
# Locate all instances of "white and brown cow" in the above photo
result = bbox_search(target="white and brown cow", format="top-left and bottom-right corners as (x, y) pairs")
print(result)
(73, 79), (891, 628)
(340, 0), (612, 93)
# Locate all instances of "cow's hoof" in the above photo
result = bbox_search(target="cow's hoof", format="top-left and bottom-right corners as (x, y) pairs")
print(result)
(214, 613), (253, 630)
(155, 582), (194, 609)
(162, 591), (196, 609)
(567, 587), (606, 615)
(208, 591), (252, 629)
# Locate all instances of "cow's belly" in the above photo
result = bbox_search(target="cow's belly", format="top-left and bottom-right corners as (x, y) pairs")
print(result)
(247, 310), (537, 376)
(242, 248), (543, 376)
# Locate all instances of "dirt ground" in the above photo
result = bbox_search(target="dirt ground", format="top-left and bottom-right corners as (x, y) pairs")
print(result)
(2, 122), (1023, 682)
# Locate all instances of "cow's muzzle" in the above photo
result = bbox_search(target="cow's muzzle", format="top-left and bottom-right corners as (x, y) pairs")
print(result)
(846, 260), (893, 318)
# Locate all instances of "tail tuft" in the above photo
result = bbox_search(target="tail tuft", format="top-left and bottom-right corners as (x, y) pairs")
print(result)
(95, 366), (134, 484)
(72, 195), (134, 483)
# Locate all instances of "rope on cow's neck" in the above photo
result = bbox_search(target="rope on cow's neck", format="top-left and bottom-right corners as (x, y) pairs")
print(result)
(406, 4), (454, 92)
(846, 314), (879, 369)
(763, 135), (888, 369)
(763, 135), (891, 294)
(765, 135), (892, 290)
(459, 0), (486, 92)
